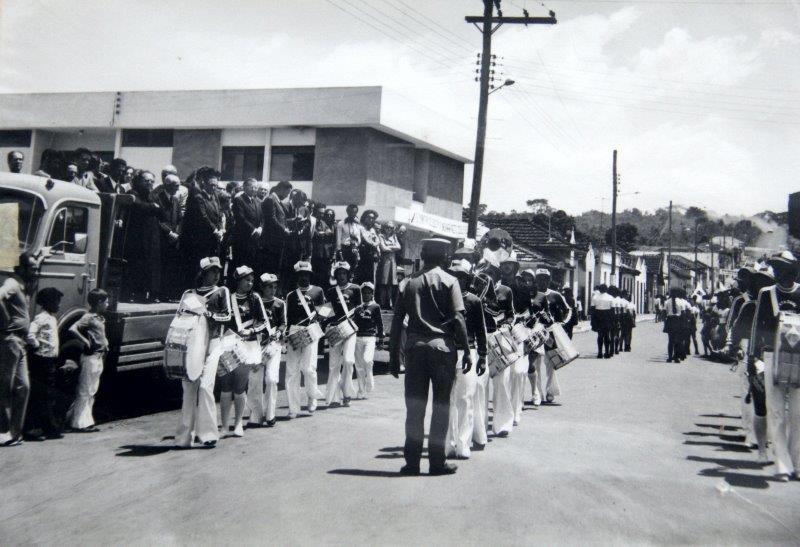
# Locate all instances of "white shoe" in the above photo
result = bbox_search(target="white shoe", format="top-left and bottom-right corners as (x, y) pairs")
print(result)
(233, 423), (244, 437)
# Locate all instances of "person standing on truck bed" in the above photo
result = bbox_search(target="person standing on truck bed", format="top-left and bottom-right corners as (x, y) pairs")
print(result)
(180, 167), (225, 288)
(0, 252), (38, 447)
(174, 257), (231, 449)
(231, 178), (263, 276)
(123, 170), (164, 303)
(152, 174), (184, 302)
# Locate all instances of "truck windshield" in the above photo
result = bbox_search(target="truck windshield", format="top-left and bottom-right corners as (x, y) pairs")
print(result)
(0, 188), (45, 254)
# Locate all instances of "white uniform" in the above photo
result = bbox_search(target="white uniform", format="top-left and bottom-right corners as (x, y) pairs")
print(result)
(354, 336), (377, 398)
(446, 349), (480, 458)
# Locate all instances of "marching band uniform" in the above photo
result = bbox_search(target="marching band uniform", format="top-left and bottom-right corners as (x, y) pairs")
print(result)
(445, 260), (488, 459)
(248, 273), (286, 427)
(324, 262), (362, 407)
(285, 261), (326, 418)
(505, 266), (531, 426)
(352, 282), (384, 399)
(621, 292), (636, 352)
(750, 252), (800, 480)
(664, 289), (689, 363)
(175, 257), (231, 448)
(483, 269), (516, 437)
(529, 269), (571, 404)
(591, 285), (613, 359)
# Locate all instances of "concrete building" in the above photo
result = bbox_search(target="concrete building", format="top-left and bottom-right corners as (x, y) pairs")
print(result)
(0, 87), (472, 256)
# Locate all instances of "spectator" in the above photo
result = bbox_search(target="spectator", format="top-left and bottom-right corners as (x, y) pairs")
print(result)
(181, 166), (225, 287)
(65, 163), (79, 183)
(0, 252), (38, 446)
(324, 208), (336, 231)
(24, 287), (64, 440)
(311, 202), (334, 287)
(73, 148), (99, 191)
(152, 174), (183, 301)
(256, 183), (269, 202)
(7, 150), (24, 173)
(96, 158), (128, 193)
(356, 209), (380, 284)
(287, 191), (312, 263)
(376, 221), (402, 309)
(39, 149), (63, 180)
(336, 204), (362, 272)
(123, 170), (163, 302)
(261, 180), (293, 285)
(231, 178), (264, 274)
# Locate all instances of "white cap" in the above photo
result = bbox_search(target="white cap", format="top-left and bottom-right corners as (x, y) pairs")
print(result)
(294, 261), (313, 273)
(199, 256), (221, 271)
(260, 272), (278, 285)
(234, 265), (254, 279)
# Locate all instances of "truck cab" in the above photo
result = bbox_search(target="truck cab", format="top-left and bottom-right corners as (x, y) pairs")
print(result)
(0, 173), (178, 373)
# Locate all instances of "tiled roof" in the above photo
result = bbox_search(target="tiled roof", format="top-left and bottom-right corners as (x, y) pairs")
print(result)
(481, 217), (572, 249)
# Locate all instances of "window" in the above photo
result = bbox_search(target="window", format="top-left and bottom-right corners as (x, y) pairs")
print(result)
(121, 129), (174, 147)
(270, 146), (314, 181)
(48, 206), (89, 255)
(221, 146), (264, 181)
(0, 189), (44, 254)
(0, 130), (32, 147)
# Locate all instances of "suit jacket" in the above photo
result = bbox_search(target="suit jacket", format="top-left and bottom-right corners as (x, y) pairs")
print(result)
(151, 186), (183, 240)
(232, 193), (263, 245)
(181, 188), (223, 255)
(262, 193), (288, 251)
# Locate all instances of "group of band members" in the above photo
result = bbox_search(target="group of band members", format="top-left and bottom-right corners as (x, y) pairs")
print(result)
(589, 285), (637, 359)
(174, 256), (384, 448)
(722, 251), (800, 482)
(388, 238), (575, 476)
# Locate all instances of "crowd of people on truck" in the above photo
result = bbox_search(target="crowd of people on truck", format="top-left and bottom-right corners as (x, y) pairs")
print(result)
(5, 148), (409, 306)
(658, 252), (800, 482)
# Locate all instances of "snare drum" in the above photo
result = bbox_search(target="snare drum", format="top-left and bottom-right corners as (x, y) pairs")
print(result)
(216, 332), (247, 376)
(487, 328), (521, 377)
(326, 319), (356, 347)
(524, 322), (549, 355)
(545, 323), (580, 370)
(510, 323), (530, 345)
(774, 311), (800, 388)
(287, 322), (324, 351)
(163, 312), (208, 381)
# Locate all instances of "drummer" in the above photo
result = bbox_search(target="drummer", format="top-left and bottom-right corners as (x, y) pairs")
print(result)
(528, 268), (571, 405)
(324, 261), (362, 408)
(174, 257), (231, 449)
(501, 257), (532, 427)
(220, 265), (267, 438)
(352, 281), (384, 399)
(481, 262), (516, 438)
(247, 273), (286, 429)
(445, 259), (488, 459)
(284, 261), (326, 419)
(750, 251), (800, 482)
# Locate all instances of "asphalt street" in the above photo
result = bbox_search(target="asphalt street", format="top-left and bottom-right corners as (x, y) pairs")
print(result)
(3, 322), (799, 545)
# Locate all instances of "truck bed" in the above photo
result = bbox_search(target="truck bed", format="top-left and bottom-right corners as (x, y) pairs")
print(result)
(106, 302), (179, 372)
(113, 301), (180, 316)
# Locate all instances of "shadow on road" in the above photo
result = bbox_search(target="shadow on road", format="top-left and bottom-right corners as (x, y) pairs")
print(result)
(327, 469), (409, 478)
(116, 444), (176, 457)
(683, 431), (747, 443)
(683, 439), (751, 453)
(695, 423), (742, 431)
(698, 413), (740, 419)
(696, 467), (774, 489)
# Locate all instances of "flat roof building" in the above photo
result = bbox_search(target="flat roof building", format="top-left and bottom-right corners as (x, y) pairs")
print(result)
(0, 87), (471, 246)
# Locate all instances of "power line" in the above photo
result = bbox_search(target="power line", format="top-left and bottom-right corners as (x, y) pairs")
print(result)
(382, 0), (477, 53)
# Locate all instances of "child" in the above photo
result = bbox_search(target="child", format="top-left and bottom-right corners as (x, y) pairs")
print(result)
(68, 289), (109, 432)
(25, 287), (64, 440)
(352, 282), (383, 399)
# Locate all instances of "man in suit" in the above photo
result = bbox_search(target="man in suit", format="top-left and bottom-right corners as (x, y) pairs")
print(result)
(180, 167), (225, 287)
(261, 180), (293, 290)
(152, 174), (183, 301)
(232, 178), (263, 274)
(96, 158), (128, 194)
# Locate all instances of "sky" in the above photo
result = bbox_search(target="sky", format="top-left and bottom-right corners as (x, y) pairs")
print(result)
(1, 0), (799, 217)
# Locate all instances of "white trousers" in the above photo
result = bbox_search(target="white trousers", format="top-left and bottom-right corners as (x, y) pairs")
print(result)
(176, 339), (220, 446)
(247, 341), (282, 424)
(69, 353), (104, 429)
(326, 333), (356, 404)
(739, 360), (755, 446)
(509, 343), (529, 424)
(446, 349), (478, 457)
(490, 354), (514, 435)
(764, 355), (800, 475)
(529, 352), (561, 402)
(474, 361), (489, 446)
(286, 326), (320, 415)
(354, 336), (376, 398)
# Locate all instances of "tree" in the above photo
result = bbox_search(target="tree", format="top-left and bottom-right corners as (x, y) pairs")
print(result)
(462, 203), (488, 222)
(526, 198), (553, 215)
(605, 222), (639, 251)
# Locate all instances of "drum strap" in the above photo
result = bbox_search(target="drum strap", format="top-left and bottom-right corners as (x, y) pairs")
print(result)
(296, 289), (315, 323)
(769, 287), (779, 318)
(335, 285), (352, 323)
(231, 293), (252, 333)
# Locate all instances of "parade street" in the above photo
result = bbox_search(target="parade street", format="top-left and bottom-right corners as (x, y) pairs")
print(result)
(3, 322), (799, 546)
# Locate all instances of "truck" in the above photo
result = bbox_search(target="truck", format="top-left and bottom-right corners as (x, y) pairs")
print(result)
(0, 173), (179, 378)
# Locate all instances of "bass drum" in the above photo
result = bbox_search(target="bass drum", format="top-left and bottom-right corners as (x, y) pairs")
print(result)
(164, 312), (209, 381)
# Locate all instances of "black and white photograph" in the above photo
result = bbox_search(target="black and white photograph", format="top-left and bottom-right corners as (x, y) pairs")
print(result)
(1, 0), (799, 544)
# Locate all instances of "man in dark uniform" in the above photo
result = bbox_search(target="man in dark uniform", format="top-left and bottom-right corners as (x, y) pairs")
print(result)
(389, 238), (472, 476)
(231, 178), (264, 274)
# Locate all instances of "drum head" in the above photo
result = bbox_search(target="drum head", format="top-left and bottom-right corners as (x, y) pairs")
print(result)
(185, 315), (209, 381)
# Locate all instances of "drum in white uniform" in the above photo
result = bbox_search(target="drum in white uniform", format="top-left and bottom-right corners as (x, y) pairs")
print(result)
(287, 322), (324, 351)
(164, 311), (208, 381)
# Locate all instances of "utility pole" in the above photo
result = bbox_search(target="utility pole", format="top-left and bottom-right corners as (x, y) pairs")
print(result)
(610, 149), (618, 284)
(465, 1), (557, 238)
(667, 200), (673, 292)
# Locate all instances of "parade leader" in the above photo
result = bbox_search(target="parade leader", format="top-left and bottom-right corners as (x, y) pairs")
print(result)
(389, 238), (474, 476)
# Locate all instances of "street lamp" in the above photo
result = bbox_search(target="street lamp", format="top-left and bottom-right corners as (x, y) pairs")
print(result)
(489, 79), (515, 95)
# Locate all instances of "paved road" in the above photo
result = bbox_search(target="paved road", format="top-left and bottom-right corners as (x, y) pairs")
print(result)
(3, 323), (799, 545)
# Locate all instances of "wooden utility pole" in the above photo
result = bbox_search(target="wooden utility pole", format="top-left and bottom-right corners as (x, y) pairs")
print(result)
(610, 149), (618, 284)
(667, 200), (673, 292)
(465, 1), (557, 238)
